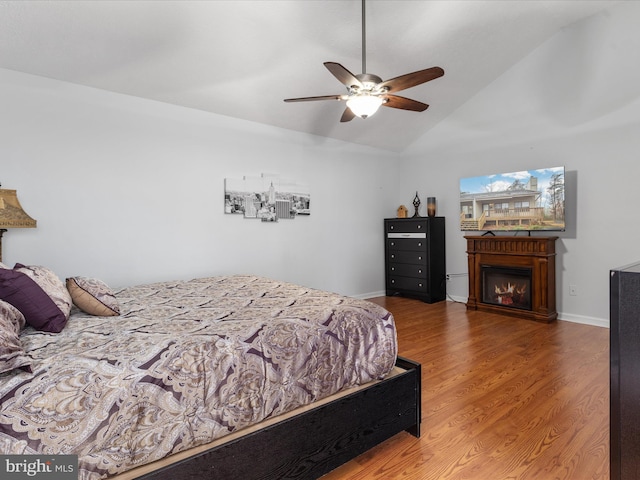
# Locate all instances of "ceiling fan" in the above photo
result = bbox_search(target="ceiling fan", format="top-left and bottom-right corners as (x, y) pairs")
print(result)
(284, 0), (444, 122)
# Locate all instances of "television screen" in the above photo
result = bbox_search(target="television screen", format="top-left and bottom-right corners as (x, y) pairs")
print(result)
(460, 166), (565, 232)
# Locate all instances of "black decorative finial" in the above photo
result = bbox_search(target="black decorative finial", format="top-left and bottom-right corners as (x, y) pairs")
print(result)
(412, 191), (421, 218)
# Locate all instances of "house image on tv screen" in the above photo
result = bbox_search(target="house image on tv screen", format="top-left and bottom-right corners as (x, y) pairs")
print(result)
(459, 166), (565, 232)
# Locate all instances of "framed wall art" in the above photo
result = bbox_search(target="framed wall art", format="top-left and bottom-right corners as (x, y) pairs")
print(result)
(224, 174), (310, 223)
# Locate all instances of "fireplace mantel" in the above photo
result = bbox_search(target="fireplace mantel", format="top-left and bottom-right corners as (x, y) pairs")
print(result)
(465, 236), (558, 322)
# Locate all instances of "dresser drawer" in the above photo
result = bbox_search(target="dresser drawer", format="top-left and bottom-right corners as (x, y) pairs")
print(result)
(387, 238), (426, 251)
(388, 250), (427, 265)
(386, 220), (427, 234)
(387, 276), (428, 292)
(388, 263), (427, 278)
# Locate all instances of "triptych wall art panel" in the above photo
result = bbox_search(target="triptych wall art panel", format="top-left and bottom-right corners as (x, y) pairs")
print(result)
(224, 174), (310, 223)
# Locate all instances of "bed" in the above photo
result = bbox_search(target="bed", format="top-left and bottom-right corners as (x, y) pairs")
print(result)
(0, 269), (420, 479)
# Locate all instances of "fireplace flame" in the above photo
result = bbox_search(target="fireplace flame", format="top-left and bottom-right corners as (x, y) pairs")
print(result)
(494, 282), (528, 306)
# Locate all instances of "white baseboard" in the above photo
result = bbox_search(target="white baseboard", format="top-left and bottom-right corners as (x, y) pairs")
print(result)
(355, 293), (609, 329)
(354, 291), (386, 300)
(556, 312), (609, 328)
(446, 295), (467, 304)
(445, 297), (609, 328)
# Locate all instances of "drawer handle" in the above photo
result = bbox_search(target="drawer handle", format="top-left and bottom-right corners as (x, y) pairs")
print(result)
(391, 267), (395, 271)
(391, 280), (395, 284)
(390, 225), (394, 230)
(417, 225), (422, 229)
(418, 283), (423, 287)
(418, 256), (422, 260)
(418, 242), (422, 247)
(391, 254), (395, 259)
(418, 269), (422, 274)
(391, 242), (395, 246)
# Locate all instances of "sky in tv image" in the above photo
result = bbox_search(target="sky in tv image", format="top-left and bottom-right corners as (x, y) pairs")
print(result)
(460, 167), (564, 195)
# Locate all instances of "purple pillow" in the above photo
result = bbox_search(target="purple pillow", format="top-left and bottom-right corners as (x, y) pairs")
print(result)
(14, 264), (72, 320)
(0, 268), (68, 333)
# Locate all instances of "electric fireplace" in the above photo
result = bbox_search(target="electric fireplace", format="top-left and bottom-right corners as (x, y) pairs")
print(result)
(482, 266), (532, 310)
(465, 236), (557, 322)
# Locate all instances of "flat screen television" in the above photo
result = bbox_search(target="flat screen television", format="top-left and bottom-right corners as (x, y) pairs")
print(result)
(460, 166), (565, 232)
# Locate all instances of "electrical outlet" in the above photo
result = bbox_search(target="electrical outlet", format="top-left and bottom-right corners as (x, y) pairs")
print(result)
(569, 285), (578, 296)
(446, 274), (451, 281)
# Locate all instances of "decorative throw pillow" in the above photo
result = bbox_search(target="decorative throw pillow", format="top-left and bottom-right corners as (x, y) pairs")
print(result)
(66, 277), (120, 316)
(0, 300), (31, 374)
(0, 268), (68, 333)
(14, 264), (72, 320)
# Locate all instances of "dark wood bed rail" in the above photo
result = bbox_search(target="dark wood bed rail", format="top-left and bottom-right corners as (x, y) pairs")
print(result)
(136, 356), (421, 480)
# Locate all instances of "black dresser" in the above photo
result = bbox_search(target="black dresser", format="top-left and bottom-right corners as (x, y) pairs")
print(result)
(384, 217), (446, 303)
(610, 262), (640, 480)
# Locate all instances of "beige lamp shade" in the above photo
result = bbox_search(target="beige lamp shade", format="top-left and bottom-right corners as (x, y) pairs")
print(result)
(0, 189), (36, 263)
(0, 189), (37, 229)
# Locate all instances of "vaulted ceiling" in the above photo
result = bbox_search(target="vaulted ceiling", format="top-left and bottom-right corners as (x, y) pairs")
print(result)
(0, 1), (617, 151)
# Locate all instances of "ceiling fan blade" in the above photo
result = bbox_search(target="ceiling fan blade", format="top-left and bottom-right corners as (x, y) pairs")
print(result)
(324, 62), (363, 89)
(382, 95), (429, 112)
(378, 66), (444, 93)
(340, 107), (356, 123)
(284, 95), (344, 103)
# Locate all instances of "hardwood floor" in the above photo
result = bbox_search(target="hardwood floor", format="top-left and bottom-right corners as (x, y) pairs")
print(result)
(322, 297), (610, 480)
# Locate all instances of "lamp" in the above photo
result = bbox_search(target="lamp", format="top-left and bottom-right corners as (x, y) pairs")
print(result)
(0, 188), (37, 263)
(346, 93), (383, 119)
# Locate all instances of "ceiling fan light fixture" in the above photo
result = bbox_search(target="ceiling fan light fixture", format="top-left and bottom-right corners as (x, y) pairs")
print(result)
(283, 0), (444, 122)
(346, 94), (383, 119)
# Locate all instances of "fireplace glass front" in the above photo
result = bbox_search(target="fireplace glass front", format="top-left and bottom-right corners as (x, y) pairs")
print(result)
(481, 265), (532, 310)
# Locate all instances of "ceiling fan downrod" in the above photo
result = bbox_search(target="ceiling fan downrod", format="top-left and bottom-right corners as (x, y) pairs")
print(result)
(361, 0), (367, 74)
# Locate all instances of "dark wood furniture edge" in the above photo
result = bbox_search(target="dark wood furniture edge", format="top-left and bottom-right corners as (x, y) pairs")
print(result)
(136, 356), (421, 480)
(610, 262), (640, 479)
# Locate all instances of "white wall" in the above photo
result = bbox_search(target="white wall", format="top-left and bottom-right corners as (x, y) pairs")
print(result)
(401, 1), (640, 326)
(3, 1), (638, 326)
(0, 68), (400, 297)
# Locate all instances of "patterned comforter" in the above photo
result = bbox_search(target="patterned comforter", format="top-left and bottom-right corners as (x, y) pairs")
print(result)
(0, 275), (397, 479)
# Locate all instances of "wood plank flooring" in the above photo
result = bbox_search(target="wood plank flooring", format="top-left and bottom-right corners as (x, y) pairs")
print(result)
(321, 297), (610, 480)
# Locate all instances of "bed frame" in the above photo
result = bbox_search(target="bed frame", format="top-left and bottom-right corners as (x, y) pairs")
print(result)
(128, 356), (421, 480)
